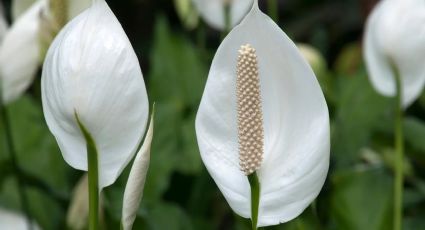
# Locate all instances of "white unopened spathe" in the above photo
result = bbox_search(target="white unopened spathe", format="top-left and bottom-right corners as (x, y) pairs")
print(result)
(364, 0), (425, 107)
(192, 0), (253, 30)
(122, 113), (154, 230)
(195, 0), (330, 227)
(41, 0), (149, 188)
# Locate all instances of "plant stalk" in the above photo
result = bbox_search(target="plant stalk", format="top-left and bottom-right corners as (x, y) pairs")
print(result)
(248, 172), (260, 230)
(0, 98), (33, 230)
(75, 113), (99, 230)
(393, 70), (404, 230)
(267, 0), (279, 22)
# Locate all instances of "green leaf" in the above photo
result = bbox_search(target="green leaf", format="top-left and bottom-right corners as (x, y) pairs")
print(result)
(330, 167), (393, 230)
(331, 71), (393, 167)
(0, 96), (72, 195)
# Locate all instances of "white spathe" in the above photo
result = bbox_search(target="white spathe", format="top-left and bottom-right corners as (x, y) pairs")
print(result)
(0, 0), (46, 104)
(42, 0), (149, 188)
(364, 0), (425, 107)
(192, 0), (253, 30)
(195, 0), (330, 227)
(0, 208), (40, 230)
(122, 113), (154, 230)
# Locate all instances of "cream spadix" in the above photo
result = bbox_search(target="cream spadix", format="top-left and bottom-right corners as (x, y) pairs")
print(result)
(364, 0), (425, 107)
(42, 0), (149, 188)
(192, 0), (253, 30)
(195, 0), (330, 227)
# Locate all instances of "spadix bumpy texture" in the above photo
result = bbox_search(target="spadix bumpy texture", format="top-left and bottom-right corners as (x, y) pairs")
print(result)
(237, 44), (264, 175)
(192, 0), (253, 30)
(364, 0), (425, 107)
(195, 0), (330, 227)
(0, 0), (47, 104)
(42, 0), (149, 188)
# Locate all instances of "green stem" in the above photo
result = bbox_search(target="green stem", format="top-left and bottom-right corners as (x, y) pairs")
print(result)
(221, 4), (231, 39)
(393, 70), (404, 230)
(267, 0), (279, 22)
(75, 113), (99, 230)
(248, 172), (260, 230)
(0, 99), (33, 230)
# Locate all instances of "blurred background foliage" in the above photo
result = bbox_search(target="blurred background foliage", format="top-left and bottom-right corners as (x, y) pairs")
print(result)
(1, 0), (425, 229)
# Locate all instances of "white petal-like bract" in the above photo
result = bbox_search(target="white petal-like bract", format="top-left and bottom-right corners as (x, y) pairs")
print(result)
(0, 0), (46, 104)
(0, 208), (40, 230)
(195, 0), (330, 227)
(42, 0), (149, 188)
(122, 113), (154, 230)
(364, 0), (425, 107)
(192, 0), (253, 30)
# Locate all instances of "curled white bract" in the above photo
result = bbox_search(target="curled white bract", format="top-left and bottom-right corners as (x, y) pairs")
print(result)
(364, 0), (425, 107)
(195, 0), (330, 227)
(122, 113), (154, 230)
(41, 0), (149, 188)
(192, 0), (253, 30)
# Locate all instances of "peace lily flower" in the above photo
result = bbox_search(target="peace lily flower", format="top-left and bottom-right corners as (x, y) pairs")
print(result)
(0, 208), (40, 230)
(0, 0), (92, 105)
(122, 113), (154, 230)
(41, 0), (149, 189)
(192, 0), (253, 30)
(195, 0), (330, 227)
(364, 0), (425, 107)
(0, 0), (47, 104)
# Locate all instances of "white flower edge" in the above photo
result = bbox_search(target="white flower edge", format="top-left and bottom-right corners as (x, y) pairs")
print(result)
(41, 0), (149, 188)
(364, 0), (425, 108)
(192, 0), (253, 30)
(122, 110), (154, 230)
(0, 208), (40, 230)
(195, 0), (330, 227)
(0, 0), (46, 104)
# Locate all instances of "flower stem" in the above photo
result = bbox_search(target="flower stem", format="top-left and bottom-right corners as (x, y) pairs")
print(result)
(75, 113), (99, 230)
(267, 0), (279, 22)
(0, 102), (33, 230)
(248, 172), (260, 230)
(221, 4), (231, 39)
(393, 71), (404, 230)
